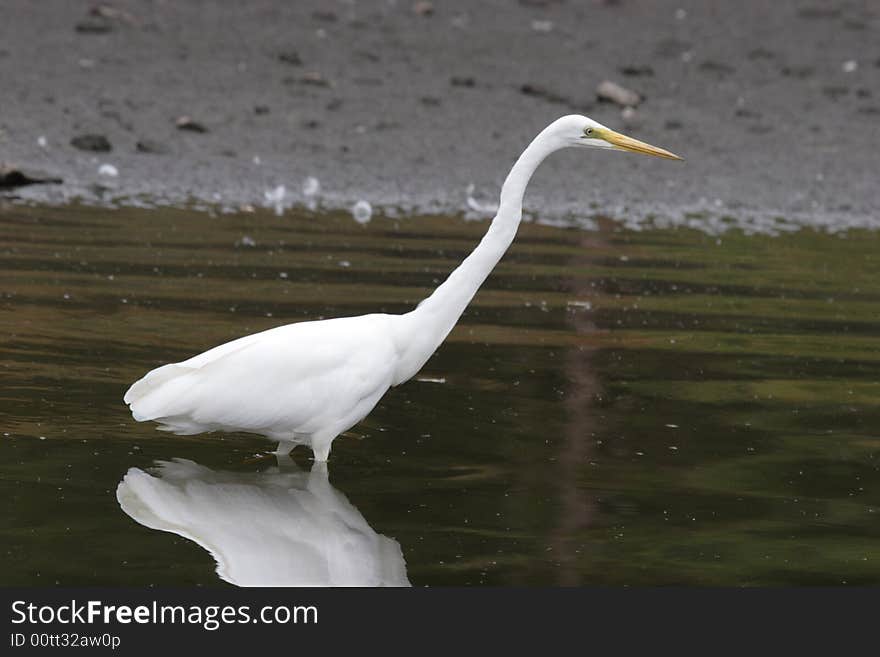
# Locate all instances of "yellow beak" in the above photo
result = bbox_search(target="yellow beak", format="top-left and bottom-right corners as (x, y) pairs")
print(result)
(597, 128), (682, 160)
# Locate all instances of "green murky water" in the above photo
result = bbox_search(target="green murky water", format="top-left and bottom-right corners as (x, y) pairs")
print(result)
(2, 204), (879, 586)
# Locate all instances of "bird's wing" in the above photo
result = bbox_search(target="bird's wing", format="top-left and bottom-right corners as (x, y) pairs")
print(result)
(125, 315), (398, 436)
(123, 324), (286, 406)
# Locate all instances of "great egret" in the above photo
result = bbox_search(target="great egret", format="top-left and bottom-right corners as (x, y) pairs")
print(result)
(117, 458), (409, 586)
(124, 115), (680, 460)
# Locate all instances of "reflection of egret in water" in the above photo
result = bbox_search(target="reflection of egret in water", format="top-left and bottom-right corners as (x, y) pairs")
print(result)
(116, 458), (410, 587)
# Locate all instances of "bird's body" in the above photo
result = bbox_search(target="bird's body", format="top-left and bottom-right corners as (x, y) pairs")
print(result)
(125, 315), (399, 459)
(125, 115), (680, 460)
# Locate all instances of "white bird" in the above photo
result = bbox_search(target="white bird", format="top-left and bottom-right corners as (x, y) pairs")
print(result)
(124, 115), (680, 460)
(117, 458), (409, 587)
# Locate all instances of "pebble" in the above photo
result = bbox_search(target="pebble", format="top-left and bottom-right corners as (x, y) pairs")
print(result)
(0, 166), (62, 189)
(135, 139), (169, 155)
(302, 176), (321, 197)
(75, 18), (112, 34)
(596, 80), (641, 107)
(351, 200), (372, 224)
(300, 71), (329, 87)
(175, 116), (208, 133)
(70, 134), (112, 152)
(278, 50), (302, 66)
(530, 20), (554, 32)
(519, 83), (573, 107)
(98, 163), (119, 177)
(620, 65), (654, 77)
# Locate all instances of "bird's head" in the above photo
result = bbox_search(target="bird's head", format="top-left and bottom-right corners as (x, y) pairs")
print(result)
(549, 114), (682, 160)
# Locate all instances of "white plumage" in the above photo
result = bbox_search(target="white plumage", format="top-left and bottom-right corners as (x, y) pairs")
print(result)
(126, 315), (400, 460)
(124, 115), (680, 460)
(117, 458), (409, 587)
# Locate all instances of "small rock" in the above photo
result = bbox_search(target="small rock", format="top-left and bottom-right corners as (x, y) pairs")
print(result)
(98, 163), (118, 177)
(519, 83), (574, 107)
(236, 235), (257, 247)
(325, 98), (343, 111)
(175, 116), (208, 133)
(413, 1), (434, 16)
(620, 65), (654, 77)
(278, 50), (303, 66)
(0, 166), (62, 189)
(596, 80), (641, 107)
(530, 20), (554, 32)
(90, 4), (138, 25)
(75, 18), (112, 34)
(300, 71), (329, 87)
(71, 134), (112, 152)
(450, 76), (475, 87)
(351, 200), (372, 224)
(842, 60), (858, 73)
(420, 96), (441, 106)
(135, 139), (169, 154)
(254, 105), (270, 115)
(664, 119), (683, 130)
(303, 176), (320, 196)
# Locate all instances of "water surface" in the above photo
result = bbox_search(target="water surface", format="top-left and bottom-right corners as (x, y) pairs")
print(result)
(2, 205), (879, 585)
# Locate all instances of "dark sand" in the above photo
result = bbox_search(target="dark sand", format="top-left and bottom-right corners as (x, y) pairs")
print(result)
(1, 0), (878, 230)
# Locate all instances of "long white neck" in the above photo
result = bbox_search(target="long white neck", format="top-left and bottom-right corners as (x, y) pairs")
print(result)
(390, 127), (561, 384)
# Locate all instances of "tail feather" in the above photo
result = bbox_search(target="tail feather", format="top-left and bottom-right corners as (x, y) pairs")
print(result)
(124, 363), (190, 403)
(124, 363), (198, 422)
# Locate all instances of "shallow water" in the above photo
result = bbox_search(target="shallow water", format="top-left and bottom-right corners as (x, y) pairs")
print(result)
(2, 204), (879, 586)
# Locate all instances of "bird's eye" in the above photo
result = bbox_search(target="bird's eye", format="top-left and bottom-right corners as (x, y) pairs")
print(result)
(584, 127), (593, 136)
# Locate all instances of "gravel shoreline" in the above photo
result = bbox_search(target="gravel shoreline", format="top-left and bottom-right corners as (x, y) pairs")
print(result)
(2, 0), (878, 232)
